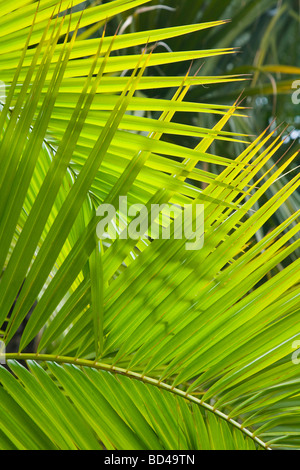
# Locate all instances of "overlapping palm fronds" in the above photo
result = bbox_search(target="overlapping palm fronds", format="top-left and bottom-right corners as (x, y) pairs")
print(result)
(0, 0), (299, 450)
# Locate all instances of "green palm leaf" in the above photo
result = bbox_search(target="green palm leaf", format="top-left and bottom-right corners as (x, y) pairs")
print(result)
(0, 0), (299, 451)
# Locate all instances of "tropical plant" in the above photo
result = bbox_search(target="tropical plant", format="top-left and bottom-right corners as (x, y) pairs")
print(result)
(106, 0), (300, 141)
(0, 0), (299, 450)
(108, 0), (300, 248)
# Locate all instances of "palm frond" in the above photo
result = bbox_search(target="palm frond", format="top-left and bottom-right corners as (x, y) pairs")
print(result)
(0, 0), (299, 451)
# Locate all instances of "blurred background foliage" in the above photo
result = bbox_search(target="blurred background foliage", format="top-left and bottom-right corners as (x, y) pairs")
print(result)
(69, 0), (299, 257)
(76, 1), (300, 137)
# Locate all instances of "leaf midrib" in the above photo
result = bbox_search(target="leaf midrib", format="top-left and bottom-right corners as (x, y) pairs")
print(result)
(4, 352), (271, 450)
